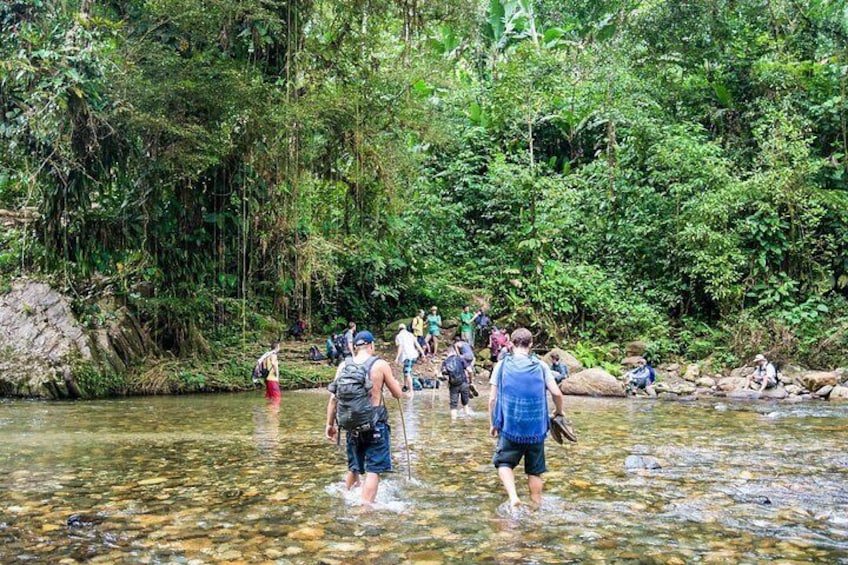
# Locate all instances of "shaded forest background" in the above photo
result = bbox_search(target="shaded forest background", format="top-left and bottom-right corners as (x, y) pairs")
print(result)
(1, 0), (847, 369)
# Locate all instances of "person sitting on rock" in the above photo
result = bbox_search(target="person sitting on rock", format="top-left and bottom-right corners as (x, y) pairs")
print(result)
(549, 353), (569, 384)
(624, 358), (655, 395)
(746, 354), (776, 391)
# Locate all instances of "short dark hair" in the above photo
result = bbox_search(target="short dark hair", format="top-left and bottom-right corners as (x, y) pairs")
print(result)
(511, 328), (532, 348)
(550, 353), (560, 361)
(271, 341), (280, 349)
(348, 321), (356, 329)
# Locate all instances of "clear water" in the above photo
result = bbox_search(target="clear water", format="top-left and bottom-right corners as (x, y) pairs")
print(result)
(1, 388), (847, 563)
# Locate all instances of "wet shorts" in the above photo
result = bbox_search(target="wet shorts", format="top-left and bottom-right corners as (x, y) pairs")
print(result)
(493, 436), (547, 476)
(265, 380), (281, 401)
(403, 358), (415, 377)
(346, 420), (392, 474)
(449, 383), (469, 409)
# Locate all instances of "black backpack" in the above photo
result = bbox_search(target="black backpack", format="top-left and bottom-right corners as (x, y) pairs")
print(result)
(333, 334), (347, 356)
(330, 356), (379, 432)
(441, 355), (466, 387)
(252, 352), (272, 383)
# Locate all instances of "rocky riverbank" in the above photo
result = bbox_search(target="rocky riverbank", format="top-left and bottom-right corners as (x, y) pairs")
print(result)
(534, 343), (848, 403)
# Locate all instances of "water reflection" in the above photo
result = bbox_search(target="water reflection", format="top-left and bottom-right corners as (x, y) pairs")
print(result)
(0, 390), (846, 563)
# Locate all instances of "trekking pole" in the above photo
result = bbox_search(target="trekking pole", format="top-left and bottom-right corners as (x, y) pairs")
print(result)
(396, 397), (412, 481)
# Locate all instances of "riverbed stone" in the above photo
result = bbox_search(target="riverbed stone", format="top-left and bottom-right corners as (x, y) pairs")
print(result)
(834, 367), (848, 384)
(813, 385), (833, 398)
(798, 371), (838, 392)
(730, 366), (754, 379)
(727, 390), (761, 401)
(828, 385), (848, 402)
(624, 455), (662, 470)
(717, 377), (747, 392)
(682, 364), (700, 382)
(785, 384), (803, 395)
(657, 363), (680, 379)
(542, 348), (582, 374)
(761, 385), (788, 400)
(560, 368), (625, 397)
(696, 376), (716, 389)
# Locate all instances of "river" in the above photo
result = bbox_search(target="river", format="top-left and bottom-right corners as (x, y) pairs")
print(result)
(1, 388), (847, 563)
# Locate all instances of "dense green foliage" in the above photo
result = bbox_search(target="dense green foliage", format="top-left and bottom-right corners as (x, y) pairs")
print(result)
(1, 0), (846, 368)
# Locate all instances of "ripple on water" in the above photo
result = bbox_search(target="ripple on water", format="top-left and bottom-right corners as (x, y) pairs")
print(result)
(324, 478), (410, 514)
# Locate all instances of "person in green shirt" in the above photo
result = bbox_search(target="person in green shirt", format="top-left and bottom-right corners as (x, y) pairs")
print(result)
(459, 305), (479, 346)
(426, 306), (442, 355)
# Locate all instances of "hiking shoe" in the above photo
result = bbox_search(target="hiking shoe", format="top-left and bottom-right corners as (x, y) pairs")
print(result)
(469, 383), (479, 397)
(550, 414), (577, 444)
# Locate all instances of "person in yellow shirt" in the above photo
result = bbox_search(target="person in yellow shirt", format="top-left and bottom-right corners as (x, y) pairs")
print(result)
(411, 309), (427, 354)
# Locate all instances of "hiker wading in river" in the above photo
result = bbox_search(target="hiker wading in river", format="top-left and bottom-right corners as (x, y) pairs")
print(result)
(489, 328), (564, 508)
(325, 331), (404, 505)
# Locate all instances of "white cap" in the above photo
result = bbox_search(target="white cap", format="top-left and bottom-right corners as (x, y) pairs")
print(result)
(753, 354), (766, 363)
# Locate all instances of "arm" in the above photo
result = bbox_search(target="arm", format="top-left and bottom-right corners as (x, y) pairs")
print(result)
(325, 395), (338, 441)
(377, 360), (404, 400)
(546, 377), (564, 416)
(325, 362), (345, 441)
(488, 361), (502, 437)
(488, 384), (499, 437)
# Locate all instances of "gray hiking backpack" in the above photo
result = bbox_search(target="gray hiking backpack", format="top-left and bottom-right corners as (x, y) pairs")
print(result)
(330, 356), (379, 432)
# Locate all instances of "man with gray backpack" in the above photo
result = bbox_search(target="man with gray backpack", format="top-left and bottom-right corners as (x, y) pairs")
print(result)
(325, 330), (404, 504)
(442, 338), (475, 420)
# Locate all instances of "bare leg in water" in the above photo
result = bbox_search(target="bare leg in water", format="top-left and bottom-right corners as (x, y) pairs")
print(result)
(345, 471), (361, 490)
(497, 466), (522, 507)
(361, 472), (380, 504)
(528, 474), (543, 507)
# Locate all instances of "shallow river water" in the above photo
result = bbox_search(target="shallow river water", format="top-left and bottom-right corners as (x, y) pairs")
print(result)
(1, 386), (847, 564)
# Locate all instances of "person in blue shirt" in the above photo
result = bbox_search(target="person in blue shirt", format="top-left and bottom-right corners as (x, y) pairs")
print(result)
(549, 353), (569, 384)
(624, 357), (656, 395)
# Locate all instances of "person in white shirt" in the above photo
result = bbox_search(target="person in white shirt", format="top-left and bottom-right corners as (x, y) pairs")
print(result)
(395, 324), (425, 395)
(746, 353), (777, 391)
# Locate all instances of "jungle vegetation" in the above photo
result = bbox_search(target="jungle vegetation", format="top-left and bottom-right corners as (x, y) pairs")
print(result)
(1, 0), (847, 369)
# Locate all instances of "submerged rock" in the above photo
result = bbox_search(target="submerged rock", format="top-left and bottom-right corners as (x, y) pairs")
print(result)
(624, 455), (662, 470)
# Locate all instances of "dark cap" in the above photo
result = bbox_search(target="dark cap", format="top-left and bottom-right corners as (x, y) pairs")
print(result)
(353, 331), (374, 347)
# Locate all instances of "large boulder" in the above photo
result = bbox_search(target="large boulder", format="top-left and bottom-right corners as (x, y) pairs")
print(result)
(542, 348), (583, 374)
(560, 367), (625, 397)
(625, 341), (648, 357)
(828, 385), (848, 402)
(798, 371), (839, 392)
(382, 318), (411, 341)
(835, 368), (848, 384)
(0, 279), (153, 398)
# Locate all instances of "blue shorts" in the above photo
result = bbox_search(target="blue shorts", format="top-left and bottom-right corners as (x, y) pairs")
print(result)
(403, 358), (415, 377)
(493, 436), (547, 476)
(346, 421), (392, 474)
(416, 336), (426, 348)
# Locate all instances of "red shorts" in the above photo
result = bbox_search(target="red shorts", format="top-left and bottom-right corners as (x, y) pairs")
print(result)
(265, 380), (281, 401)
